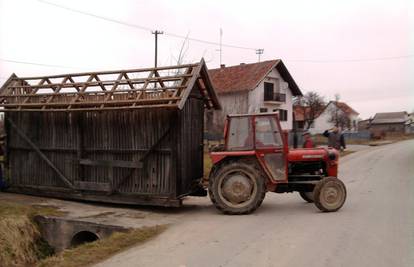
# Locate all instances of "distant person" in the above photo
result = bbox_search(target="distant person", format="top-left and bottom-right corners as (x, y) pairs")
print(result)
(323, 127), (346, 150)
(302, 131), (314, 148)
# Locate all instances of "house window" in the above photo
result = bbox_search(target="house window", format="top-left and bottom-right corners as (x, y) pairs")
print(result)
(278, 109), (288, 121)
(264, 82), (274, 101)
(260, 107), (268, 113)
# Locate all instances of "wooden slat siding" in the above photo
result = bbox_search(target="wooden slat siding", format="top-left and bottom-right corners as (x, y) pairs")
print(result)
(8, 112), (76, 189)
(67, 109), (174, 196)
(176, 85), (204, 196)
(4, 60), (220, 207)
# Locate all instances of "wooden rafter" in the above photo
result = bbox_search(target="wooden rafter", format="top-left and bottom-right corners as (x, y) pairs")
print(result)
(0, 59), (221, 112)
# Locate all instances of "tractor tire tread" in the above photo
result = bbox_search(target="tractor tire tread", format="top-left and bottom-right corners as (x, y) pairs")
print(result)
(208, 159), (266, 215)
(313, 177), (346, 212)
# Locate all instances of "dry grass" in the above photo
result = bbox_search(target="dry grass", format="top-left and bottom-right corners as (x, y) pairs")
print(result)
(0, 202), (63, 267)
(37, 225), (167, 267)
(0, 202), (64, 218)
(0, 216), (40, 267)
(0, 201), (165, 267)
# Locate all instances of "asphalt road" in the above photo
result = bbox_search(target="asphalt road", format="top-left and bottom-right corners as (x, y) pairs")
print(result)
(97, 140), (414, 267)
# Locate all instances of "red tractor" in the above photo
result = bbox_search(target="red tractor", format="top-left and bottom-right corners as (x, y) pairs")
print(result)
(208, 113), (347, 214)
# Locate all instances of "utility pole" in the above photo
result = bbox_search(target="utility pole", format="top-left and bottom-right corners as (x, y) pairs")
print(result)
(219, 28), (223, 66)
(152, 30), (163, 68)
(256, 49), (264, 62)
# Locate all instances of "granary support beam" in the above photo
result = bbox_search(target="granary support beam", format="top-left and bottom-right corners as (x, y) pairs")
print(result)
(0, 59), (221, 111)
(6, 117), (75, 189)
(17, 63), (199, 80)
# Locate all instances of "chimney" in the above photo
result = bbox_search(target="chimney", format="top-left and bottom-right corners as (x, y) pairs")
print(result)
(220, 64), (226, 68)
(240, 63), (245, 65)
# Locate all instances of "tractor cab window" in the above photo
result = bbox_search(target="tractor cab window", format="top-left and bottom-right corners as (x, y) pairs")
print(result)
(227, 117), (253, 151)
(255, 116), (282, 148)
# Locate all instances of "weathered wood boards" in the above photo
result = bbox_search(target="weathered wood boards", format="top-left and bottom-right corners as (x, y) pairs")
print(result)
(0, 59), (220, 112)
(1, 59), (221, 207)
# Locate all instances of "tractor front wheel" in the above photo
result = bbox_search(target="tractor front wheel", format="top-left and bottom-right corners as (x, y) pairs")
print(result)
(208, 160), (266, 215)
(313, 177), (346, 212)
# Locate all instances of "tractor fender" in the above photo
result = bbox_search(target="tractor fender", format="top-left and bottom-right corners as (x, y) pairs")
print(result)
(210, 150), (256, 165)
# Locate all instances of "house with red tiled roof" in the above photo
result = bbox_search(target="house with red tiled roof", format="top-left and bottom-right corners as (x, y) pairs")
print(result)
(206, 60), (302, 134)
(299, 100), (360, 134)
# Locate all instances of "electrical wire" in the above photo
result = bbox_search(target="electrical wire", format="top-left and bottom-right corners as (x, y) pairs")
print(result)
(286, 54), (414, 63)
(37, 0), (258, 51)
(0, 58), (77, 69)
(37, 0), (414, 63)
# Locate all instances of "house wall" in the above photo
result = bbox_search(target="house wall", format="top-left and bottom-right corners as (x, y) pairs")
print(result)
(370, 123), (406, 137)
(206, 67), (295, 136)
(206, 91), (249, 135)
(247, 68), (293, 130)
(309, 102), (359, 134)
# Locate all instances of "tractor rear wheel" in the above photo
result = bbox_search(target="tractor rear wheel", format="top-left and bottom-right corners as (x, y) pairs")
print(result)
(208, 160), (266, 215)
(313, 177), (346, 212)
(299, 191), (314, 203)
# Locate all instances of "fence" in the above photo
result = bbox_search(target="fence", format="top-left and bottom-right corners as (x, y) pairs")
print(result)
(342, 130), (371, 140)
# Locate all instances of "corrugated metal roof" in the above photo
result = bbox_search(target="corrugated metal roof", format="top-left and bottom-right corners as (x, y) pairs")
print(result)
(371, 112), (408, 124)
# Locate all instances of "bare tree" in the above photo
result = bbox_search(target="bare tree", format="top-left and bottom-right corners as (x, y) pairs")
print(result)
(328, 94), (351, 130)
(294, 91), (326, 129)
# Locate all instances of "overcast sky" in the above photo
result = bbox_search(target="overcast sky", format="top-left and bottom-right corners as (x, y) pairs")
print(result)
(0, 0), (413, 118)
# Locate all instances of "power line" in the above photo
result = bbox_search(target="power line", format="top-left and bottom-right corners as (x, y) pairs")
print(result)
(0, 58), (77, 69)
(36, 0), (414, 63)
(37, 0), (258, 51)
(286, 54), (414, 63)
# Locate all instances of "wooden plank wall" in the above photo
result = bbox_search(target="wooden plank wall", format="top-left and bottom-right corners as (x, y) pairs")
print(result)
(176, 87), (204, 196)
(7, 109), (177, 198)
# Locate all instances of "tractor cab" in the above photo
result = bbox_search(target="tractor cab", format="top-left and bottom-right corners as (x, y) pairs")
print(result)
(220, 113), (288, 182)
(208, 113), (346, 215)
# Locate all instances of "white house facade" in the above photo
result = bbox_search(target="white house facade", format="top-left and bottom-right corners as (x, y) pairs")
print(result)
(247, 68), (294, 130)
(308, 101), (359, 135)
(206, 60), (302, 135)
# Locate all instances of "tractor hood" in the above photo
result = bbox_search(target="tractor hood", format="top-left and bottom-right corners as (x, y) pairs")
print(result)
(288, 147), (339, 162)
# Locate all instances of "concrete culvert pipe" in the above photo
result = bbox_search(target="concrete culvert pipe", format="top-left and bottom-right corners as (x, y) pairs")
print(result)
(70, 231), (99, 247)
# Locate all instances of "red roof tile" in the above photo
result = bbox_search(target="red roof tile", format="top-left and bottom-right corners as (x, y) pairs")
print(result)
(293, 101), (358, 122)
(293, 105), (324, 121)
(335, 101), (359, 115)
(208, 60), (302, 96)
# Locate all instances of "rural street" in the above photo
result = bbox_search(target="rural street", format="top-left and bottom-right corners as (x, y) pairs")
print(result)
(97, 140), (414, 267)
